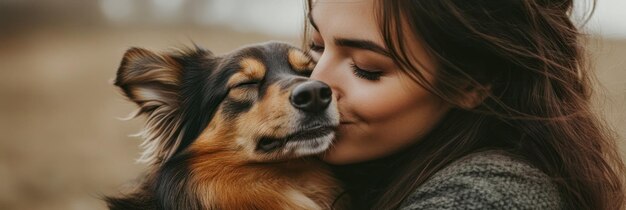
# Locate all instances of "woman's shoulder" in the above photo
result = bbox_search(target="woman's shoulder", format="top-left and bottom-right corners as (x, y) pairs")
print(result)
(399, 150), (563, 210)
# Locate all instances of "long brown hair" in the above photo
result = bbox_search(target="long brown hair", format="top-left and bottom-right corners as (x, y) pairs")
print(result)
(304, 0), (625, 209)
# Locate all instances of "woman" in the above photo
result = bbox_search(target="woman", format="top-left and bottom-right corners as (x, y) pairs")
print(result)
(304, 0), (626, 209)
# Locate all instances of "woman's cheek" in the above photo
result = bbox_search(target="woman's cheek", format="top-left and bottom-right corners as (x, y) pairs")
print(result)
(350, 79), (413, 122)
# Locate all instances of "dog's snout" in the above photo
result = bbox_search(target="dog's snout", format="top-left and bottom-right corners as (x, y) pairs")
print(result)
(290, 81), (332, 113)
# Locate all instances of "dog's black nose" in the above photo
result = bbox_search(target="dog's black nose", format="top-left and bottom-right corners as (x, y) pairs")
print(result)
(290, 81), (332, 113)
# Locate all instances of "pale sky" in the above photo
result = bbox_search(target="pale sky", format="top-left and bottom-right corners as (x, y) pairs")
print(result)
(98, 0), (626, 39)
(218, 0), (626, 39)
(579, 0), (626, 38)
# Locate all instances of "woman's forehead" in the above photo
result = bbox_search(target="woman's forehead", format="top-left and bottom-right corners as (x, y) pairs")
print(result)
(310, 0), (438, 76)
(310, 0), (382, 42)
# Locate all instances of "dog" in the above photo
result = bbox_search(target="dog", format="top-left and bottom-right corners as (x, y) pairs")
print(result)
(106, 42), (346, 210)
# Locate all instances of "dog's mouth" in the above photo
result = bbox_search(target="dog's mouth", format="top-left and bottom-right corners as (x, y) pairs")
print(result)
(256, 125), (336, 153)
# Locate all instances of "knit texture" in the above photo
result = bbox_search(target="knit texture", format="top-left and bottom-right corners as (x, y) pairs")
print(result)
(399, 150), (563, 210)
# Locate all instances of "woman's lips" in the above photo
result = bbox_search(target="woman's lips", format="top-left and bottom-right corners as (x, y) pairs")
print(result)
(340, 121), (354, 124)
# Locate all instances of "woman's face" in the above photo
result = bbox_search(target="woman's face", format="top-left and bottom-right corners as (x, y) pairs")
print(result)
(309, 0), (450, 164)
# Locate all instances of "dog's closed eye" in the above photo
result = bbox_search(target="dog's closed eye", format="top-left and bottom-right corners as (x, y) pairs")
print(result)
(233, 80), (260, 89)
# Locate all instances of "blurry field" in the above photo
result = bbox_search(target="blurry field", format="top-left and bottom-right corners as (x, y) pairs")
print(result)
(589, 38), (626, 150)
(1, 8), (625, 210)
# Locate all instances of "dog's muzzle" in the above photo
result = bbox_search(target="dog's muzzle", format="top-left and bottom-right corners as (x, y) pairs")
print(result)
(290, 81), (332, 113)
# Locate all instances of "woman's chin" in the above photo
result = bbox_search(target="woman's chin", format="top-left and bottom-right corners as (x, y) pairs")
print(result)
(319, 141), (362, 165)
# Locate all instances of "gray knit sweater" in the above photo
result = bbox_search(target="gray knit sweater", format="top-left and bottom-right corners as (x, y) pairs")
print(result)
(399, 150), (563, 209)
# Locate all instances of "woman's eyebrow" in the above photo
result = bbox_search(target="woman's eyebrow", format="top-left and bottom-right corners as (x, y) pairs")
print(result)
(308, 10), (389, 57)
(335, 38), (390, 57)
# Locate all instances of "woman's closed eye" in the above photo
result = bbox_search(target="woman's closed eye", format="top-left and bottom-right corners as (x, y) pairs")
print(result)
(308, 38), (384, 81)
(350, 63), (382, 81)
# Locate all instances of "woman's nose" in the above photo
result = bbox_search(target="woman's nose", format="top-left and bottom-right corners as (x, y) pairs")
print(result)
(310, 56), (341, 101)
(290, 81), (332, 113)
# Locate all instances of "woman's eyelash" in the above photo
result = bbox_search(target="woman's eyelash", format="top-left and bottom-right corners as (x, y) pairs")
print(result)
(306, 41), (380, 81)
(308, 42), (324, 52)
(350, 63), (382, 81)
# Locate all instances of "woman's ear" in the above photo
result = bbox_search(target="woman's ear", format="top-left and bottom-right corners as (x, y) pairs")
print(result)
(457, 84), (491, 110)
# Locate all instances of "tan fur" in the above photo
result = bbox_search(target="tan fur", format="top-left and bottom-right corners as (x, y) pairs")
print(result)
(238, 84), (293, 145)
(227, 87), (257, 102)
(227, 58), (266, 88)
(198, 84), (302, 161)
(187, 140), (340, 210)
(288, 49), (316, 72)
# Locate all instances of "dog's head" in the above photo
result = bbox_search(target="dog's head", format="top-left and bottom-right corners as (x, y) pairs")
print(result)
(115, 42), (338, 164)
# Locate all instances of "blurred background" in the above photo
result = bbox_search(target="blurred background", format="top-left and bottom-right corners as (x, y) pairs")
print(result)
(0, 0), (624, 209)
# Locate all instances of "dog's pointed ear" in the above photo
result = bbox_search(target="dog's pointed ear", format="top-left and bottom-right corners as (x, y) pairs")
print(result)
(116, 47), (182, 104)
(115, 47), (184, 165)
